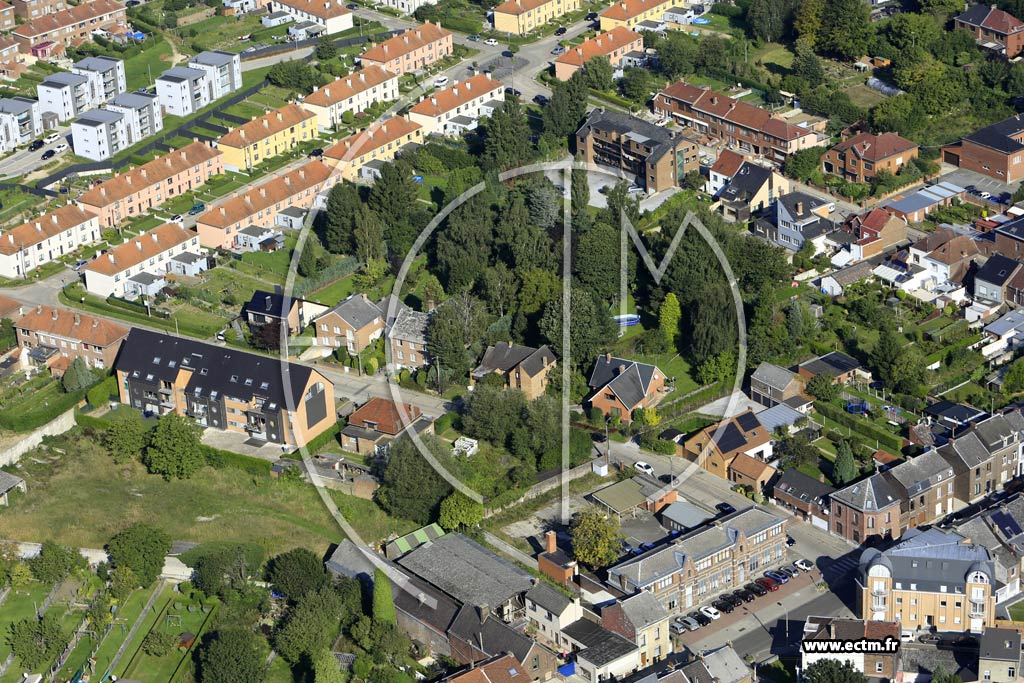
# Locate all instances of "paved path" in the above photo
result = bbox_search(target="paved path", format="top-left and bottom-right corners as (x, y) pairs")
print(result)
(106, 579), (166, 676)
(483, 531), (536, 568)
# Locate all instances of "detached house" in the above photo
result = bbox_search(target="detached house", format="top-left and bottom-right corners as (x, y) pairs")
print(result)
(749, 362), (802, 408)
(941, 114), (1024, 183)
(681, 410), (776, 492)
(705, 149), (744, 197)
(471, 342), (556, 401)
(586, 354), (666, 423)
(313, 294), (384, 353)
(955, 4), (1024, 59)
(775, 192), (835, 253)
(821, 132), (919, 185)
(243, 290), (328, 337)
(341, 397), (433, 455)
(388, 305), (430, 370)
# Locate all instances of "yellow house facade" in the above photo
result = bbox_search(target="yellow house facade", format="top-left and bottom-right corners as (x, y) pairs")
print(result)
(493, 0), (581, 35)
(599, 0), (674, 30)
(217, 103), (317, 171)
(324, 116), (424, 181)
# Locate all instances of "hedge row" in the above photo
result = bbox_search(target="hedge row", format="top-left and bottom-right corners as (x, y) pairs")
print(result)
(0, 387), (85, 432)
(814, 401), (902, 452)
(202, 445), (273, 476)
(304, 423), (341, 454)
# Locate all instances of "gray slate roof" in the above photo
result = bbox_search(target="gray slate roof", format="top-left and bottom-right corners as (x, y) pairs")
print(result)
(391, 306), (429, 345)
(772, 469), (834, 508)
(109, 92), (157, 110)
(326, 294), (382, 330)
(751, 362), (796, 391)
(588, 355), (661, 412)
(73, 55), (121, 72)
(979, 627), (1021, 663)
(75, 109), (122, 126)
(561, 619), (637, 667)
(397, 533), (533, 608)
(474, 342), (554, 378)
(861, 527), (994, 592)
(577, 108), (689, 166)
(616, 590), (668, 631)
(680, 646), (750, 683)
(447, 604), (536, 662)
(830, 473), (900, 512)
(41, 72), (88, 88)
(190, 50), (237, 67)
(525, 582), (572, 615)
(158, 66), (206, 83)
(0, 470), (23, 495)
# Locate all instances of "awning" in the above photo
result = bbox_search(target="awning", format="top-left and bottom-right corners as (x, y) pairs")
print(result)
(830, 250), (854, 268)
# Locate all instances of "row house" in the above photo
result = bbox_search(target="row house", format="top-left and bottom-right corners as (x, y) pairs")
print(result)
(553, 27), (643, 81)
(217, 103), (317, 171)
(606, 506), (787, 614)
(323, 116), (424, 181)
(359, 22), (453, 77)
(269, 0), (353, 34)
(832, 411), (1024, 544)
(115, 328), (336, 447)
(859, 527), (996, 634)
(601, 591), (672, 667)
(82, 222), (203, 298)
(377, 0), (436, 15)
(599, 0), (675, 30)
(12, 0), (126, 54)
(576, 108), (699, 194)
(974, 254), (1021, 306)
(303, 66), (399, 131)
(408, 72), (504, 137)
(0, 204), (99, 279)
(821, 131), (919, 185)
(0, 97), (41, 153)
(953, 495), (1024, 604)
(196, 161), (336, 248)
(493, 0), (581, 35)
(654, 81), (823, 165)
(11, 0), (64, 20)
(78, 141), (223, 229)
(15, 304), (127, 372)
(908, 227), (980, 288)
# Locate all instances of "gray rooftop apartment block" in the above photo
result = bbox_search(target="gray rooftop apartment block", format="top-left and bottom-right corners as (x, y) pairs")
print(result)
(156, 66), (210, 118)
(37, 72), (92, 122)
(107, 91), (163, 141)
(0, 97), (41, 152)
(71, 55), (126, 103)
(188, 50), (242, 101)
(71, 109), (127, 161)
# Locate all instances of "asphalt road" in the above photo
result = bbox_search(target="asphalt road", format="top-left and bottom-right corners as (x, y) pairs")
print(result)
(0, 126), (72, 181)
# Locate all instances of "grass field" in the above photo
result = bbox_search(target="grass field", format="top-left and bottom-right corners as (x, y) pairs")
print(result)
(845, 83), (888, 109)
(123, 36), (177, 91)
(309, 273), (357, 306)
(118, 585), (217, 681)
(0, 582), (53, 664)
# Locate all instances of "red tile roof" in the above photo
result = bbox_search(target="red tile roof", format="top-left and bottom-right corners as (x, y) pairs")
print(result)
(600, 0), (673, 21)
(304, 65), (397, 108)
(831, 131), (918, 162)
(660, 80), (813, 143)
(198, 161), (332, 229)
(84, 223), (196, 276)
(710, 149), (744, 177)
(325, 116), (421, 161)
(348, 397), (421, 435)
(361, 22), (451, 64)
(218, 103), (316, 149)
(409, 73), (503, 116)
(0, 204), (96, 256)
(14, 0), (123, 39)
(15, 304), (128, 348)
(555, 27), (642, 68)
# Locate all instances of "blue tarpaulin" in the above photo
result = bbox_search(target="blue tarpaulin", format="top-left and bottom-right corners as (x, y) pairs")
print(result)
(558, 662), (576, 677)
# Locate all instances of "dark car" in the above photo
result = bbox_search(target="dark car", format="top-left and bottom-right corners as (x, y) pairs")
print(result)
(639, 542), (656, 552)
(721, 593), (743, 608)
(41, 150), (55, 160)
(733, 589), (755, 603)
(592, 432), (607, 443)
(346, 2), (358, 7)
(764, 569), (789, 584)
(755, 577), (779, 592)
(690, 611), (711, 627)
(126, 0), (140, 5)
(505, 87), (522, 97)
(716, 502), (736, 515)
(745, 582), (767, 597)
(308, 148), (324, 158)
(554, 26), (567, 35)
(585, 11), (598, 20)
(28, 139), (43, 151)
(711, 599), (734, 614)
(533, 94), (549, 106)
(786, 536), (797, 547)
(1000, 191), (1013, 205)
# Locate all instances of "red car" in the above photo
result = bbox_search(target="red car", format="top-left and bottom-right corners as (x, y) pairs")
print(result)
(755, 577), (779, 592)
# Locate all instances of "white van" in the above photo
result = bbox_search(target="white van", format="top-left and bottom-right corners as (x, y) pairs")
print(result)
(433, 75), (448, 88)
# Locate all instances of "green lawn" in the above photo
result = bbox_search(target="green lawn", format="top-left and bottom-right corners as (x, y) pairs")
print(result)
(120, 588), (217, 681)
(0, 582), (53, 663)
(309, 273), (357, 306)
(78, 585), (157, 678)
(60, 283), (228, 340)
(1008, 601), (1024, 623)
(123, 35), (176, 91)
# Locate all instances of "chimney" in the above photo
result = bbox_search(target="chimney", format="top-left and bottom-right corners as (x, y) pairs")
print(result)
(430, 96), (437, 107)
(359, 71), (365, 82)
(34, 222), (40, 232)
(151, 232), (159, 242)
(51, 309), (57, 321)
(136, 241), (142, 251)
(265, 295), (272, 311)
(73, 313), (80, 326)
(108, 254), (114, 264)
(276, 111), (283, 122)
(219, 207), (226, 216)
(141, 169), (147, 180)
(263, 119), (270, 129)
(126, 175), (132, 185)
(605, 352), (612, 362)
(92, 318), (98, 328)
(545, 530), (556, 553)
(35, 304), (41, 314)
(796, 201), (804, 215)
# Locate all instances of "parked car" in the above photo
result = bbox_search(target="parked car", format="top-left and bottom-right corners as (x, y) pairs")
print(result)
(554, 25), (567, 35)
(780, 566), (800, 579)
(505, 87), (522, 97)
(41, 150), (55, 160)
(670, 620), (686, 635)
(733, 589), (755, 603)
(484, 38), (499, 46)
(764, 570), (789, 584)
(467, 34), (480, 41)
(691, 611), (711, 626)
(634, 461), (655, 477)
(721, 593), (743, 608)
(699, 605), (721, 620)
(794, 559), (814, 572)
(716, 502), (736, 515)
(551, 45), (566, 55)
(72, 259), (88, 271)
(170, 214), (183, 223)
(28, 139), (43, 151)
(979, 191), (992, 200)
(786, 536), (797, 547)
(745, 582), (767, 597)
(54, 143), (68, 153)
(639, 542), (656, 552)
(711, 599), (734, 614)
(585, 11), (598, 20)
(533, 94), (549, 105)
(755, 577), (779, 592)
(433, 75), (449, 88)
(346, 2), (358, 7)
(44, 133), (60, 144)
(188, 202), (206, 216)
(680, 616), (701, 631)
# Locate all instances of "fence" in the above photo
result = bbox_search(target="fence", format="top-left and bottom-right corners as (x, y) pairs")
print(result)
(0, 406), (77, 467)
(483, 460), (596, 518)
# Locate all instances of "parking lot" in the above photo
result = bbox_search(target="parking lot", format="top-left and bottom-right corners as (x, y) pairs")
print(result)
(939, 168), (1019, 206)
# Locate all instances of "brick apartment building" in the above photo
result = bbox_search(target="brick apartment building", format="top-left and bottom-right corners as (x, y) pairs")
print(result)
(15, 304), (127, 372)
(115, 328), (336, 447)
(830, 473), (903, 545)
(553, 27), (642, 80)
(821, 131), (919, 184)
(941, 114), (1024, 183)
(359, 22), (453, 77)
(77, 141), (223, 229)
(12, 0), (125, 54)
(654, 81), (823, 164)
(11, 0), (65, 19)
(576, 108), (699, 194)
(955, 4), (1024, 59)
(607, 506), (787, 614)
(859, 527), (996, 633)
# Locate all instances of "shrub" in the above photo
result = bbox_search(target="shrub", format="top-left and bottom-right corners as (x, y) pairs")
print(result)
(87, 375), (117, 408)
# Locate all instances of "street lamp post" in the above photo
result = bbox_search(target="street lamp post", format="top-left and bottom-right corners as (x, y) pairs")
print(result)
(777, 601), (790, 651)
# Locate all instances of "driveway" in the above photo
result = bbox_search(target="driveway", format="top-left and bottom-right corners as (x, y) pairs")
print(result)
(938, 168), (1018, 205)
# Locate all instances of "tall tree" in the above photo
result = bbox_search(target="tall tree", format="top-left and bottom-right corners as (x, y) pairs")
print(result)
(106, 523), (172, 587)
(870, 327), (903, 382)
(747, 0), (795, 43)
(369, 160), (417, 233)
(312, 648), (347, 683)
(274, 586), (346, 663)
(266, 548), (328, 603)
(29, 541), (84, 584)
(834, 441), (857, 485)
(583, 56), (614, 91)
(314, 35), (337, 61)
(439, 492), (485, 530)
(435, 194), (494, 291)
(7, 613), (65, 670)
(483, 98), (532, 171)
(197, 629), (265, 683)
(321, 182), (361, 254)
(103, 415), (149, 464)
(574, 222), (632, 301)
(793, 0), (824, 48)
(538, 288), (617, 367)
(657, 31), (699, 78)
(803, 660), (867, 683)
(375, 436), (453, 524)
(791, 44), (825, 89)
(142, 414), (203, 480)
(62, 357), (94, 392)
(690, 283), (737, 366)
(659, 293), (681, 346)
(820, 0), (871, 59)
(570, 507), (622, 569)
(352, 204), (385, 263)
(544, 70), (588, 139)
(372, 568), (397, 623)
